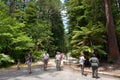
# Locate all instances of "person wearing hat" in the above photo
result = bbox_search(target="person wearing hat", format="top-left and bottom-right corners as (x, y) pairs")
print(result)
(89, 54), (99, 78)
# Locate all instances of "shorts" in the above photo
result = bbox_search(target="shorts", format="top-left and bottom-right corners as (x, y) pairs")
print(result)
(44, 59), (48, 65)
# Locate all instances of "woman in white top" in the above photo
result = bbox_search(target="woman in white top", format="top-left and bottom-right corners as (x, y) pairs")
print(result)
(79, 52), (86, 75)
(43, 52), (49, 71)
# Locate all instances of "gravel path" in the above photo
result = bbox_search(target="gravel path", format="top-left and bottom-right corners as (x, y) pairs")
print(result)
(0, 61), (119, 80)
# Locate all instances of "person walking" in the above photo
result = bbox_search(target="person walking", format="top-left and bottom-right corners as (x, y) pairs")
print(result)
(55, 52), (61, 71)
(43, 52), (49, 71)
(26, 53), (32, 74)
(60, 52), (63, 69)
(79, 52), (86, 75)
(89, 54), (99, 78)
(16, 59), (20, 70)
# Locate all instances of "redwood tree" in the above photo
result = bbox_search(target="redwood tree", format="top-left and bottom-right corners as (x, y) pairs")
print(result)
(104, 0), (120, 61)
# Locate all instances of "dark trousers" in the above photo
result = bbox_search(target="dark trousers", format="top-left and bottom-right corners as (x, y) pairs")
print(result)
(92, 66), (98, 77)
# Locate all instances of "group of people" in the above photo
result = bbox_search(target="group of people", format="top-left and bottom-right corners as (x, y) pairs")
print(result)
(42, 51), (63, 71)
(16, 51), (64, 74)
(79, 53), (99, 78)
(16, 51), (99, 78)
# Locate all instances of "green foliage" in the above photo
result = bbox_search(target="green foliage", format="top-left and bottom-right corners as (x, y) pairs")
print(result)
(32, 50), (45, 61)
(66, 0), (108, 58)
(0, 12), (34, 51)
(35, 0), (65, 52)
(70, 22), (106, 58)
(0, 53), (14, 67)
(0, 0), (65, 67)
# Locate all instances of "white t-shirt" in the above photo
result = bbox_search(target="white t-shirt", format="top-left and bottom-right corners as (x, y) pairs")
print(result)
(55, 54), (61, 60)
(79, 56), (85, 65)
(43, 53), (49, 60)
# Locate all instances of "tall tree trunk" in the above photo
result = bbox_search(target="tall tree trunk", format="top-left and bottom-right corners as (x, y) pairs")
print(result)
(104, 0), (119, 61)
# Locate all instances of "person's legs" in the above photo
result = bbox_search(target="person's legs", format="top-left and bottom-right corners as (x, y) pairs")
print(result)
(29, 62), (32, 73)
(60, 60), (63, 70)
(58, 60), (61, 70)
(28, 62), (32, 74)
(17, 63), (20, 70)
(96, 67), (98, 77)
(46, 60), (48, 68)
(81, 65), (84, 75)
(44, 60), (47, 70)
(56, 60), (60, 70)
(94, 66), (98, 78)
(27, 63), (30, 73)
(92, 66), (95, 78)
(56, 60), (59, 70)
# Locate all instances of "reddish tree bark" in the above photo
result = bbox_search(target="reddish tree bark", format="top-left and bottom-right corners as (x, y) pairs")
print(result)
(104, 0), (119, 61)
